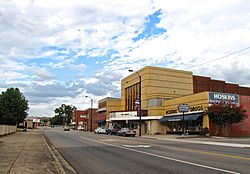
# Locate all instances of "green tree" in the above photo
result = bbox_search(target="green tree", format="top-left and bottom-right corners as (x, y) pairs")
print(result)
(0, 88), (29, 125)
(54, 104), (75, 126)
(49, 115), (63, 125)
(208, 102), (247, 136)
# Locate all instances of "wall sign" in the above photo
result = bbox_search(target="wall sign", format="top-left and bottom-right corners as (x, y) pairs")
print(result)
(80, 114), (87, 118)
(209, 92), (239, 105)
(166, 109), (178, 114)
(166, 105), (206, 114)
(177, 104), (189, 112)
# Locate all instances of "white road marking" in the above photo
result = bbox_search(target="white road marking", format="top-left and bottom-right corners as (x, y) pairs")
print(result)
(80, 136), (240, 174)
(100, 139), (118, 142)
(123, 144), (151, 148)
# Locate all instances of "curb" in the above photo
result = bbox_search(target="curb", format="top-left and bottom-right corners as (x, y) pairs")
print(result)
(142, 135), (250, 148)
(42, 134), (78, 174)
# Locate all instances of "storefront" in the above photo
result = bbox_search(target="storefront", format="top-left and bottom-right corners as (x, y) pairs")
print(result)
(160, 111), (204, 134)
(161, 91), (242, 135)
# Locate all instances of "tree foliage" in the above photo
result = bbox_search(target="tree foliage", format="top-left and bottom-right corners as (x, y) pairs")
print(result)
(52, 104), (76, 126)
(0, 88), (29, 125)
(49, 115), (63, 125)
(208, 102), (247, 136)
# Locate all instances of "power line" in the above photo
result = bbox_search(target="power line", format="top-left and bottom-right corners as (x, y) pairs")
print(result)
(190, 46), (250, 69)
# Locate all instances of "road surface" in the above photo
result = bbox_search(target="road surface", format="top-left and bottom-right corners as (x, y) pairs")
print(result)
(42, 127), (250, 174)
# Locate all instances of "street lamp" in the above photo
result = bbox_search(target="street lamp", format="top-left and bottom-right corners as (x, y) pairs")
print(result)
(62, 104), (66, 127)
(128, 69), (142, 136)
(85, 96), (93, 132)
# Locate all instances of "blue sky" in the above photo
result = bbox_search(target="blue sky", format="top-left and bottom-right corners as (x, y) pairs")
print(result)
(0, 0), (250, 116)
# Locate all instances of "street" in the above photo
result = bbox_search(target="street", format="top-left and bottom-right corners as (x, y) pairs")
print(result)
(42, 127), (250, 174)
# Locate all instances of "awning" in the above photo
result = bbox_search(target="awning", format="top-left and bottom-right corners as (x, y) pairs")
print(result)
(96, 120), (106, 124)
(96, 107), (106, 112)
(160, 113), (203, 122)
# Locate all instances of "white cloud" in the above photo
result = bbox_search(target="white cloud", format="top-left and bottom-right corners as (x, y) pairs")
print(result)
(1, 0), (250, 116)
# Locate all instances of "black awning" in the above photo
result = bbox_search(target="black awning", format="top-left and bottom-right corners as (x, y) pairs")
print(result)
(160, 113), (203, 122)
(96, 120), (106, 124)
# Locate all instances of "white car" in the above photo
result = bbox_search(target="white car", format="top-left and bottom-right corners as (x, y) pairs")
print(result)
(94, 127), (106, 134)
(77, 125), (85, 131)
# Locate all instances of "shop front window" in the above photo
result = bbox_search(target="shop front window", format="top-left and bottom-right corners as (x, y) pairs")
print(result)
(166, 117), (203, 134)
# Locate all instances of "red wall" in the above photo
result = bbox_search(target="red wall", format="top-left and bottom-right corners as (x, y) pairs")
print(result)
(193, 75), (250, 95)
(72, 109), (98, 131)
(209, 95), (250, 137)
(230, 95), (250, 136)
(72, 110), (88, 130)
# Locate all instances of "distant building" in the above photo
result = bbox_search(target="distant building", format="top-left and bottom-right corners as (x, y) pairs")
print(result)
(24, 117), (40, 129)
(72, 108), (98, 131)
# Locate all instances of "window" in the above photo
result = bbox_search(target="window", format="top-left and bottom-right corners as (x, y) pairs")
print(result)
(147, 98), (163, 107)
(125, 83), (140, 111)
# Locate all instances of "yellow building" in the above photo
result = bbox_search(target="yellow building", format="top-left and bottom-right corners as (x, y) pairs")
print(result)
(161, 92), (210, 134)
(101, 66), (242, 136)
(97, 97), (121, 127)
(121, 66), (193, 115)
(108, 66), (195, 135)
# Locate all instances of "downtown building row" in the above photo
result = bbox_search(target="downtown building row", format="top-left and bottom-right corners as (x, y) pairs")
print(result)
(72, 66), (250, 136)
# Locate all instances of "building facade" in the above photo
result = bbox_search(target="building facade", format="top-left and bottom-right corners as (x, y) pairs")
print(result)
(97, 97), (121, 128)
(72, 109), (98, 131)
(100, 66), (250, 136)
(72, 110), (89, 130)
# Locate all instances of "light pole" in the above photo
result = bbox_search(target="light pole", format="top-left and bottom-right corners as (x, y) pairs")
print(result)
(62, 104), (66, 127)
(177, 104), (189, 136)
(85, 96), (93, 132)
(128, 69), (142, 136)
(72, 106), (77, 129)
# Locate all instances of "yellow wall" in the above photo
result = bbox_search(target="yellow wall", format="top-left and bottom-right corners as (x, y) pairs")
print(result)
(163, 92), (210, 128)
(150, 120), (166, 134)
(121, 66), (193, 116)
(98, 97), (121, 121)
(106, 98), (121, 120)
(163, 92), (209, 110)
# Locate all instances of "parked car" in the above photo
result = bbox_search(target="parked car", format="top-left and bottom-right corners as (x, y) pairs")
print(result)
(77, 125), (85, 131)
(95, 127), (106, 134)
(63, 126), (70, 131)
(117, 128), (136, 137)
(106, 127), (121, 135)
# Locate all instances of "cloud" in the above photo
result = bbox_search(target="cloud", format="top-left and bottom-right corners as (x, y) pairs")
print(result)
(1, 0), (250, 116)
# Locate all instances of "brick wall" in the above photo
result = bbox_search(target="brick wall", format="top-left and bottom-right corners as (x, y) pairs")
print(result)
(209, 95), (250, 137)
(230, 95), (250, 136)
(193, 75), (250, 95)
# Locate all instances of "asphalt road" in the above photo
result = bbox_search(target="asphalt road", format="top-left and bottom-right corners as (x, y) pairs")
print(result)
(42, 127), (250, 174)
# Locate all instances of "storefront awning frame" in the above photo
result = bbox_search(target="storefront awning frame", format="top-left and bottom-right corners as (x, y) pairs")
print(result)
(160, 111), (204, 122)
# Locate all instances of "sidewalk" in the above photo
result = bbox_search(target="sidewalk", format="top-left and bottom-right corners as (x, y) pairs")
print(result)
(0, 130), (63, 174)
(142, 134), (250, 148)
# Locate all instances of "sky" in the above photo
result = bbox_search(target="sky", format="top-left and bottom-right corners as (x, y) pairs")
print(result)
(0, 0), (250, 117)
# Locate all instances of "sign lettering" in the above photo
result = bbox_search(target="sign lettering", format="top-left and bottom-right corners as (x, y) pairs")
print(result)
(209, 92), (239, 105)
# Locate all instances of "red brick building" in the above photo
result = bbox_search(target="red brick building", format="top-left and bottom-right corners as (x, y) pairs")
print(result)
(194, 75), (250, 136)
(72, 108), (98, 131)
(72, 110), (89, 130)
(230, 95), (250, 136)
(193, 75), (250, 95)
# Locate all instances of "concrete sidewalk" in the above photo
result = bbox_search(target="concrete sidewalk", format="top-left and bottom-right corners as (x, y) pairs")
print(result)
(142, 134), (250, 148)
(0, 130), (63, 174)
